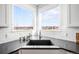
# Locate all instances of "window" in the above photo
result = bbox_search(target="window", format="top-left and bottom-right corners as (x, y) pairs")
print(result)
(13, 6), (33, 31)
(41, 7), (61, 31)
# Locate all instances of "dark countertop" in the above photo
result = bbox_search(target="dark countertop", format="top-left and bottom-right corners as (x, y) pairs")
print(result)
(43, 36), (79, 54)
(0, 36), (79, 54)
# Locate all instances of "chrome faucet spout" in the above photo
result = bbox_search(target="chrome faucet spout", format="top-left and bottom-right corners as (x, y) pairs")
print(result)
(39, 31), (41, 40)
(26, 33), (32, 41)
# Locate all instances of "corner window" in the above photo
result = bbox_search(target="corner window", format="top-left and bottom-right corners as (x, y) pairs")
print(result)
(41, 7), (61, 31)
(13, 5), (33, 31)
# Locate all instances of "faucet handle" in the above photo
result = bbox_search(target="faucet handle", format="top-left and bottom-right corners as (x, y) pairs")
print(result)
(39, 31), (41, 35)
(19, 37), (21, 42)
(26, 35), (30, 41)
(19, 37), (24, 42)
(23, 36), (26, 42)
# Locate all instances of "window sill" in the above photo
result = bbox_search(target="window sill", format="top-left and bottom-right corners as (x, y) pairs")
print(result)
(11, 29), (33, 32)
(41, 29), (65, 32)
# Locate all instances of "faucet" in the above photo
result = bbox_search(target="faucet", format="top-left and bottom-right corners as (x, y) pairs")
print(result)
(39, 31), (42, 40)
(26, 33), (32, 41)
(19, 36), (26, 43)
(19, 33), (32, 43)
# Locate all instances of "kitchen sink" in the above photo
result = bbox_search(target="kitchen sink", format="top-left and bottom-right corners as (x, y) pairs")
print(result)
(27, 40), (53, 46)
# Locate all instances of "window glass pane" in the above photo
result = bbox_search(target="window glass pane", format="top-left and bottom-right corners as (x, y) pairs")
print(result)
(41, 7), (60, 30)
(14, 6), (33, 28)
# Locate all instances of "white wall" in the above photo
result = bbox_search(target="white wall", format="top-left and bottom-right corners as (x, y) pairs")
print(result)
(0, 5), (18, 44)
(0, 4), (36, 44)
(12, 4), (79, 42)
(0, 4), (79, 44)
(42, 28), (79, 42)
(41, 4), (79, 42)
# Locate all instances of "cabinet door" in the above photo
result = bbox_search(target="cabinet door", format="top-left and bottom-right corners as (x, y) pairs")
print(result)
(0, 5), (7, 27)
(69, 4), (79, 27)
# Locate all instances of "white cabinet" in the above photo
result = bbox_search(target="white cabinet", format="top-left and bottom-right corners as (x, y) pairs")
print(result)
(68, 4), (79, 27)
(0, 5), (7, 27)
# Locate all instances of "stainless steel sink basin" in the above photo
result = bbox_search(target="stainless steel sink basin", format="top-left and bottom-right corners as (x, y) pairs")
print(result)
(27, 40), (53, 46)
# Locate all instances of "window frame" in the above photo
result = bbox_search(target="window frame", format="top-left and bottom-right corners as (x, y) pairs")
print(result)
(12, 5), (35, 32)
(39, 5), (62, 31)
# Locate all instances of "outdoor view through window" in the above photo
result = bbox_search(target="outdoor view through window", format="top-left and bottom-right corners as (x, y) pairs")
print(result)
(41, 7), (60, 31)
(13, 5), (60, 31)
(13, 6), (33, 31)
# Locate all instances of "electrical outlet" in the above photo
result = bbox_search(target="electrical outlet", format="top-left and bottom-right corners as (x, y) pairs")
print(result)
(66, 33), (68, 37)
(5, 34), (7, 38)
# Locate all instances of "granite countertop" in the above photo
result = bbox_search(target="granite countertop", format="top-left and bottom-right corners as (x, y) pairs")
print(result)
(0, 37), (79, 54)
(20, 39), (79, 54)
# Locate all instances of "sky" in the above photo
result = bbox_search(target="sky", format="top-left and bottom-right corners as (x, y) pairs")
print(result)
(41, 7), (60, 26)
(14, 6), (33, 27)
(14, 6), (60, 27)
